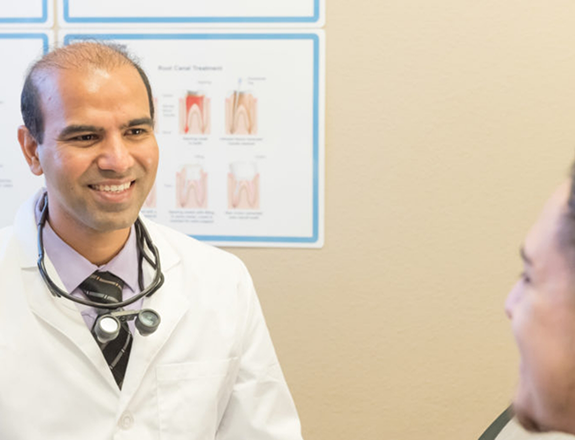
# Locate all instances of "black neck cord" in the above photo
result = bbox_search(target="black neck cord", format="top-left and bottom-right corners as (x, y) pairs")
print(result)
(36, 194), (165, 310)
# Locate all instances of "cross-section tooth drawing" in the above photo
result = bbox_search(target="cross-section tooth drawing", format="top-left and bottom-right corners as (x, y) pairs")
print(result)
(179, 91), (210, 135)
(225, 88), (258, 135)
(176, 164), (208, 209)
(228, 162), (260, 209)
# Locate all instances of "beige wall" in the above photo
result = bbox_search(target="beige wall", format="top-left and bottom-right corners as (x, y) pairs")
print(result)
(24, 1), (575, 438)
(229, 1), (575, 438)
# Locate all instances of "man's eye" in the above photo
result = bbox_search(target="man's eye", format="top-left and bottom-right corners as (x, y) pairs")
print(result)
(127, 128), (147, 136)
(72, 134), (96, 142)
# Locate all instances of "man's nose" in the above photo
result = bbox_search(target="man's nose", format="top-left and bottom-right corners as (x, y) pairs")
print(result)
(98, 134), (134, 173)
(505, 281), (521, 319)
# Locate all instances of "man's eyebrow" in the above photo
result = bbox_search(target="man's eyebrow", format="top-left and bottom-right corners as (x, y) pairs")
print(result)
(520, 246), (533, 266)
(58, 125), (103, 139)
(124, 117), (154, 128)
(57, 118), (154, 139)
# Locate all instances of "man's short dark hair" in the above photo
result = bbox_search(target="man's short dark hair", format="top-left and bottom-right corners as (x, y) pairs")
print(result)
(21, 41), (154, 144)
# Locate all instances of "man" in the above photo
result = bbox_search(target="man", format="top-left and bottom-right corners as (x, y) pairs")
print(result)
(505, 175), (575, 436)
(0, 42), (303, 439)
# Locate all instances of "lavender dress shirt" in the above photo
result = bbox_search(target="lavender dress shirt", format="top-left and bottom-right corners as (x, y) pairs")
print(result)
(35, 198), (144, 334)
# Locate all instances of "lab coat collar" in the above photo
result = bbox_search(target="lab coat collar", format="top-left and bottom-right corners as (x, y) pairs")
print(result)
(14, 190), (120, 390)
(15, 188), (44, 269)
(13, 191), (190, 402)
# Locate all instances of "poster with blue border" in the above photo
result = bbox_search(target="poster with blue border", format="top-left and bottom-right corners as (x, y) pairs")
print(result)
(0, 0), (53, 27)
(58, 0), (324, 27)
(0, 32), (51, 228)
(60, 30), (325, 248)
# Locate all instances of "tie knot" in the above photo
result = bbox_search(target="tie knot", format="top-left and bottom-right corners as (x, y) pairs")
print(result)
(79, 271), (124, 304)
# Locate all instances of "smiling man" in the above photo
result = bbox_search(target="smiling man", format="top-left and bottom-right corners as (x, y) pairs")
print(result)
(0, 42), (303, 439)
(18, 49), (158, 265)
(505, 176), (575, 435)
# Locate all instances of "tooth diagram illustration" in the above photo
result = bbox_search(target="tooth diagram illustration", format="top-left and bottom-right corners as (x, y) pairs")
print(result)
(179, 92), (210, 135)
(176, 164), (208, 209)
(225, 80), (258, 135)
(227, 162), (260, 210)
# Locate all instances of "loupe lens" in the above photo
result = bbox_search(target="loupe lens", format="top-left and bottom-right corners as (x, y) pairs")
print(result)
(135, 309), (160, 336)
(94, 315), (120, 343)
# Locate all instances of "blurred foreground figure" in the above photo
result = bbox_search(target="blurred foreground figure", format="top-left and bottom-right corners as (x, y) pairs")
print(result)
(504, 173), (575, 436)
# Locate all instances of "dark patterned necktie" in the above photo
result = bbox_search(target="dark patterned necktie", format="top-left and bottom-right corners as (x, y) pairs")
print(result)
(79, 271), (132, 389)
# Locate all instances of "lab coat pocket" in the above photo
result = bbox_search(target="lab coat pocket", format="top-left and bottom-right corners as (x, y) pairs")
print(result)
(156, 358), (238, 440)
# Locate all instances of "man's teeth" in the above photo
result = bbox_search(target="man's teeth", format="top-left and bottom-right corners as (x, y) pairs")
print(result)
(92, 182), (131, 192)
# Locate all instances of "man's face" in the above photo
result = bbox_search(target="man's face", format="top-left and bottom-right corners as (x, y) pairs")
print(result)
(28, 64), (158, 238)
(506, 181), (575, 433)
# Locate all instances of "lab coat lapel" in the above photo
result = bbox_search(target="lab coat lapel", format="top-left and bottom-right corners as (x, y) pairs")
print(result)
(14, 191), (121, 393)
(118, 219), (190, 409)
(14, 193), (193, 403)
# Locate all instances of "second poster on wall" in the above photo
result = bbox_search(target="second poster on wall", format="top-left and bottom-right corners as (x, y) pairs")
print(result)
(61, 30), (325, 247)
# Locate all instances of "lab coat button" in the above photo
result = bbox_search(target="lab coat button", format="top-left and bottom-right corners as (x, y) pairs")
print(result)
(119, 412), (134, 430)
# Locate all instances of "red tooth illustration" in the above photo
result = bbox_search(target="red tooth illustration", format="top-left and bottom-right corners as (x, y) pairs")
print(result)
(180, 91), (210, 135)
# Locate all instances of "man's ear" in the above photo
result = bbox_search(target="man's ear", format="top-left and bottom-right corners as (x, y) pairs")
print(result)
(17, 125), (43, 176)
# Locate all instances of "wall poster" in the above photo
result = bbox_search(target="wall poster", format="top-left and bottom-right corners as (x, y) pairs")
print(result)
(59, 0), (324, 27)
(61, 31), (325, 247)
(0, 32), (50, 228)
(0, 0), (53, 26)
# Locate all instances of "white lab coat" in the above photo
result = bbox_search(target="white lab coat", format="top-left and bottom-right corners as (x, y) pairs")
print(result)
(0, 191), (303, 440)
